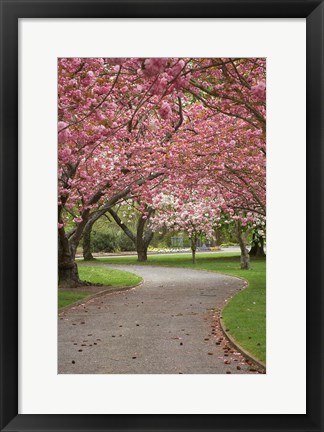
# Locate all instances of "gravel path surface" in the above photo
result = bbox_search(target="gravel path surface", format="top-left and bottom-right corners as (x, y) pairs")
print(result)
(58, 264), (255, 374)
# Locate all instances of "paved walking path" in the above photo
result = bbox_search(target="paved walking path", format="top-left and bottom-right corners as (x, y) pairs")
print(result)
(58, 264), (255, 374)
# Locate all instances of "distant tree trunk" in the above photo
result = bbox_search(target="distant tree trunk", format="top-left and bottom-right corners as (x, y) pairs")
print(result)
(249, 232), (266, 257)
(236, 222), (250, 270)
(136, 237), (148, 262)
(214, 228), (222, 247)
(108, 207), (154, 263)
(82, 208), (116, 260)
(191, 235), (197, 264)
(135, 210), (154, 262)
(83, 220), (95, 260)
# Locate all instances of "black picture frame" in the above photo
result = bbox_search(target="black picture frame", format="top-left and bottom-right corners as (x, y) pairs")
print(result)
(1, 1), (323, 431)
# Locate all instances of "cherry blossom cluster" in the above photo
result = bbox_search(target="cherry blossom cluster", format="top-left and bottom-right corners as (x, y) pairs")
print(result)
(57, 57), (266, 252)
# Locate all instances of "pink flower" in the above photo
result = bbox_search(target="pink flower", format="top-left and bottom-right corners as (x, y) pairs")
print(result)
(110, 58), (125, 65)
(58, 122), (70, 144)
(251, 81), (266, 100)
(159, 102), (172, 120)
(143, 58), (167, 76)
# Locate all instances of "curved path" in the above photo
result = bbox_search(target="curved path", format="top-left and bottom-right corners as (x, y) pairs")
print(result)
(58, 264), (253, 374)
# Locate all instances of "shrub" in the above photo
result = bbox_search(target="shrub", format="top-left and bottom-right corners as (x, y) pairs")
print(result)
(91, 231), (118, 252)
(115, 231), (134, 252)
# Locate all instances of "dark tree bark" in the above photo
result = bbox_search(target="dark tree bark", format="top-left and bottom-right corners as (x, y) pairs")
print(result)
(249, 232), (266, 257)
(82, 208), (116, 260)
(191, 234), (197, 264)
(136, 241), (148, 262)
(135, 209), (154, 262)
(108, 207), (154, 262)
(214, 228), (222, 247)
(58, 231), (80, 288)
(83, 220), (95, 260)
(58, 260), (80, 287)
(58, 163), (83, 287)
(58, 198), (88, 288)
(235, 222), (250, 270)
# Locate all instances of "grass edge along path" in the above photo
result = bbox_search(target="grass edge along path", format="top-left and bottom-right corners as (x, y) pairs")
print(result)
(91, 252), (266, 363)
(58, 265), (143, 309)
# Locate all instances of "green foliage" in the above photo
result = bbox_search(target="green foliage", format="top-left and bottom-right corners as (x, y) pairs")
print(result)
(220, 224), (238, 244)
(150, 230), (191, 248)
(89, 217), (135, 252)
(91, 231), (118, 252)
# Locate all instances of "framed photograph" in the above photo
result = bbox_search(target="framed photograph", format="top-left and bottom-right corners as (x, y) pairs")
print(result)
(1, 0), (323, 431)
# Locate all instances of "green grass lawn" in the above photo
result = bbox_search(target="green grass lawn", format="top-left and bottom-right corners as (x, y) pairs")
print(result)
(58, 291), (93, 309)
(91, 252), (266, 363)
(58, 265), (142, 309)
(78, 265), (142, 287)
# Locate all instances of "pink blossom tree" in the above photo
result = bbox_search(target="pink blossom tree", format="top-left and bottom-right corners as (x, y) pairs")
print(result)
(150, 189), (223, 264)
(58, 57), (266, 285)
(58, 58), (193, 285)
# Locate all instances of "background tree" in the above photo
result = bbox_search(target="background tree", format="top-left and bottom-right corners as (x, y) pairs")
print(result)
(107, 202), (155, 262)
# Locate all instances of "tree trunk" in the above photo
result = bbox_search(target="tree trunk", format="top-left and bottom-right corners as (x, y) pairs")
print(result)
(57, 181), (138, 288)
(136, 210), (154, 262)
(83, 220), (95, 260)
(191, 248), (196, 264)
(58, 233), (81, 287)
(235, 222), (250, 270)
(58, 260), (80, 288)
(137, 247), (148, 262)
(214, 228), (222, 247)
(108, 206), (154, 263)
(191, 235), (197, 264)
(249, 233), (266, 257)
(136, 233), (148, 262)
